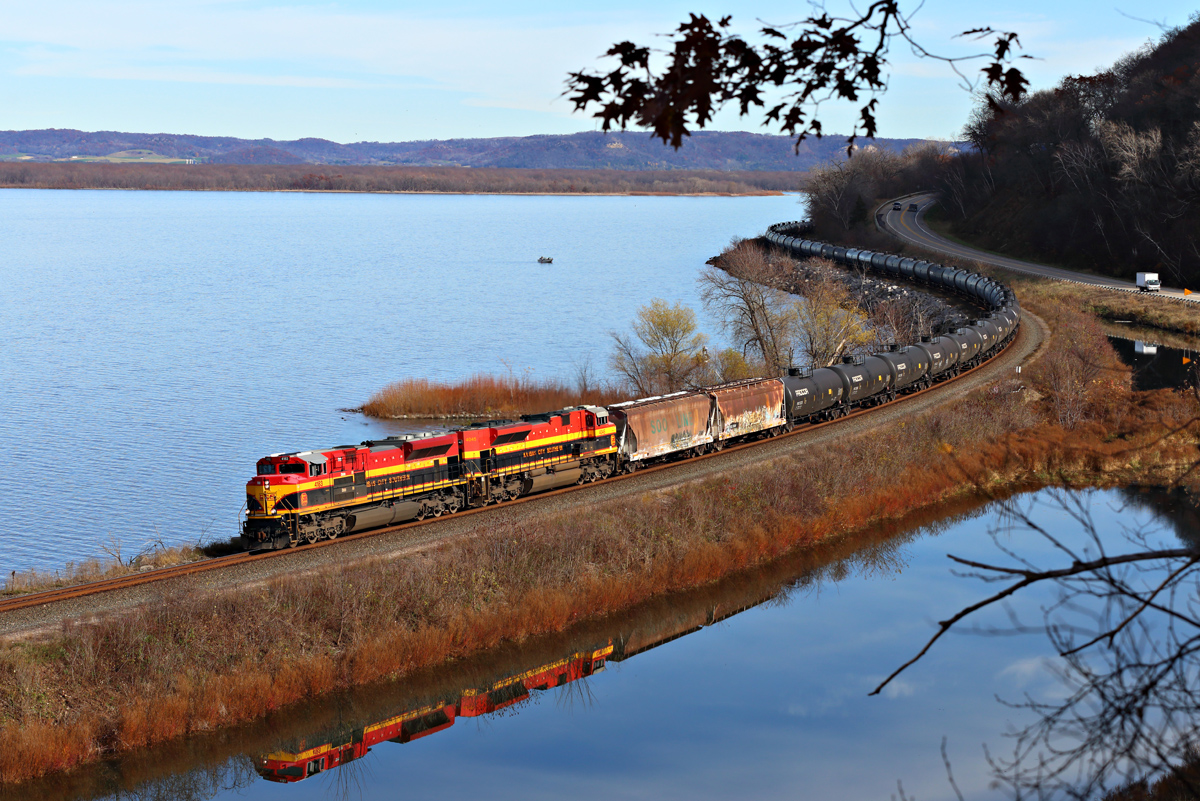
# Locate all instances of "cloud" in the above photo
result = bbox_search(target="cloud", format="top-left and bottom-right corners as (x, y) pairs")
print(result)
(882, 678), (917, 699)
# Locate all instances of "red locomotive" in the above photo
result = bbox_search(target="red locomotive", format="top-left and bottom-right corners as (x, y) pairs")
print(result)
(243, 406), (617, 549)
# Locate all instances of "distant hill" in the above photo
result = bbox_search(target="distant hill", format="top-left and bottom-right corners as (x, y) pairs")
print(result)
(0, 129), (938, 171)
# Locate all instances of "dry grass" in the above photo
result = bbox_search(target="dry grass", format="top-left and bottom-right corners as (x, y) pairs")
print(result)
(0, 383), (1194, 784)
(2, 540), (242, 598)
(1, 279), (1197, 786)
(360, 373), (624, 419)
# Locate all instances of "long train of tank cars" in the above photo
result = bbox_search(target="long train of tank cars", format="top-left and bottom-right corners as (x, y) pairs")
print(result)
(242, 226), (1020, 551)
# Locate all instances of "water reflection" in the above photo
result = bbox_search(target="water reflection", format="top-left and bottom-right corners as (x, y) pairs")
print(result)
(256, 647), (614, 784)
(1107, 335), (1199, 390)
(14, 488), (1196, 801)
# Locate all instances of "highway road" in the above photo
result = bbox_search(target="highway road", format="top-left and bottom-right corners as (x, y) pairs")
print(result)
(879, 193), (1199, 304)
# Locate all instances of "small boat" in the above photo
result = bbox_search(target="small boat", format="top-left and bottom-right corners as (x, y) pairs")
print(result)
(538, 256), (553, 264)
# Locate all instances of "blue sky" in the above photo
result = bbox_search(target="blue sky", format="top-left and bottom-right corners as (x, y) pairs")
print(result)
(0, 1), (1196, 143)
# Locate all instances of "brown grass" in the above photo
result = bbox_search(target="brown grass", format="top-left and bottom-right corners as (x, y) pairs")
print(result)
(0, 275), (1197, 786)
(2, 540), (242, 598)
(360, 373), (624, 419)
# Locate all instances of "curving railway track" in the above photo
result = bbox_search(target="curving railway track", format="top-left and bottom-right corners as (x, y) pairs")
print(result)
(0, 343), (1033, 621)
(0, 231), (1045, 631)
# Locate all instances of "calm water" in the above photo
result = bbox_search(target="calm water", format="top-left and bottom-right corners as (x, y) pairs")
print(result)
(1107, 335), (1199, 390)
(0, 189), (802, 571)
(23, 487), (1195, 801)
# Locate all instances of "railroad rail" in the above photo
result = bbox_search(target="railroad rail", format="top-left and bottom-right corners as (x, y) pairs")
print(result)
(1, 225), (1029, 617)
(0, 331), (1025, 617)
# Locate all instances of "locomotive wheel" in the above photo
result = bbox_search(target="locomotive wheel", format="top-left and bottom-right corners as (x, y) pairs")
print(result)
(305, 529), (319, 545)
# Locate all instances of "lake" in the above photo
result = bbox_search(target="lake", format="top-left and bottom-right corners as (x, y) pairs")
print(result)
(17, 487), (1195, 801)
(0, 189), (803, 572)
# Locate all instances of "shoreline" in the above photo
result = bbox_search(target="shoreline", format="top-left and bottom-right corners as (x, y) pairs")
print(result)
(2, 248), (1198, 786)
(4, 397), (1197, 784)
(0, 185), (785, 197)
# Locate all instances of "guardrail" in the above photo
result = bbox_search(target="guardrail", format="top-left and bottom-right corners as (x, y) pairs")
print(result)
(764, 221), (1020, 316)
(878, 195), (1199, 306)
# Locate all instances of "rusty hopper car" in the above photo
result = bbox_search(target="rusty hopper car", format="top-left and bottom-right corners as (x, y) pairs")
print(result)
(708, 378), (787, 440)
(608, 391), (715, 466)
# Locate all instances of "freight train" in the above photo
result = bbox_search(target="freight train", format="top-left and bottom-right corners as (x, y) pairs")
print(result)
(241, 227), (1021, 550)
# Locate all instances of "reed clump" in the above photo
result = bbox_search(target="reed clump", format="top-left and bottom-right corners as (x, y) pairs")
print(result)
(361, 373), (622, 419)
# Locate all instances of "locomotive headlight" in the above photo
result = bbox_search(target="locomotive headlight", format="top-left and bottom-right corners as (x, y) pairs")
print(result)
(264, 480), (270, 489)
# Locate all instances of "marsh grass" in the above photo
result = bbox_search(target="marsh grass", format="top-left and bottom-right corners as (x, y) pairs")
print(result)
(361, 373), (623, 419)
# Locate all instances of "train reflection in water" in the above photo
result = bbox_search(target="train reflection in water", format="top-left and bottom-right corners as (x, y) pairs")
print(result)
(256, 646), (612, 783)
(254, 588), (779, 785)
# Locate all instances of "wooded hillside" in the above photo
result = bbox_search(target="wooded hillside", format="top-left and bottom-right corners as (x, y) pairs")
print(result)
(934, 17), (1200, 286)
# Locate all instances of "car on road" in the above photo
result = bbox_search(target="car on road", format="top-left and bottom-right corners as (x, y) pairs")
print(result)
(908, 203), (919, 212)
(892, 202), (901, 211)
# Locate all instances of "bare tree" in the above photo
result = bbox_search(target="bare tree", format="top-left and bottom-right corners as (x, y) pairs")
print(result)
(700, 240), (796, 374)
(870, 381), (1200, 801)
(609, 299), (708, 395)
(792, 272), (873, 367)
(803, 159), (864, 230)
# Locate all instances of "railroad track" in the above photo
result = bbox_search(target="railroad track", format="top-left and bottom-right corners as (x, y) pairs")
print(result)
(0, 329), (1026, 618)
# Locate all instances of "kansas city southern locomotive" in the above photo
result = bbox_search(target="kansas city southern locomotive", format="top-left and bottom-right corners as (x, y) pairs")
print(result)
(241, 227), (1021, 551)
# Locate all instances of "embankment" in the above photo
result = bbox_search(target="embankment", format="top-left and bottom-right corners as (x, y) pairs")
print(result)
(2, 230), (1198, 785)
(1, 312), (1197, 784)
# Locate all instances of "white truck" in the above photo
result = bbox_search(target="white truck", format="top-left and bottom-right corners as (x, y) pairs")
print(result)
(1137, 272), (1161, 292)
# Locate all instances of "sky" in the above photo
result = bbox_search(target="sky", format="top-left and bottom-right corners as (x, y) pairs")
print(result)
(0, 1), (1196, 144)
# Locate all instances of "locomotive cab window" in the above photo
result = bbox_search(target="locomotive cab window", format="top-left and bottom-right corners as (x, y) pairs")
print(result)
(279, 463), (305, 474)
(257, 463), (276, 475)
(308, 463), (325, 477)
(560, 414), (571, 426)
